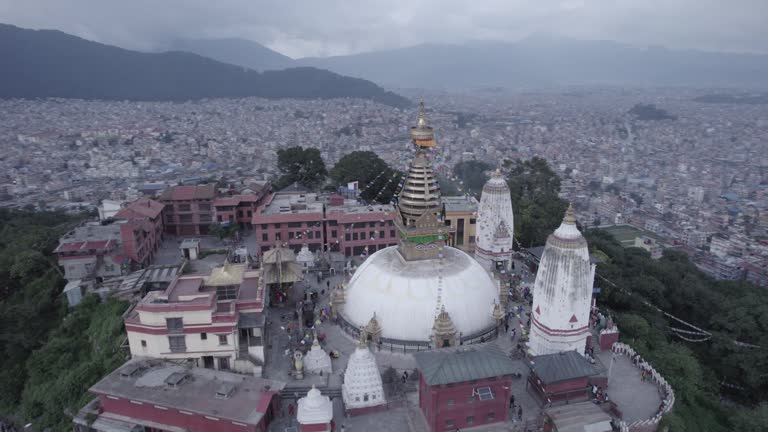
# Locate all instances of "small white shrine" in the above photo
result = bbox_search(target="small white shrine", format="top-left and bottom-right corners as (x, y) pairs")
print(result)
(304, 332), (332, 375)
(296, 244), (315, 272)
(341, 333), (386, 413)
(297, 385), (333, 432)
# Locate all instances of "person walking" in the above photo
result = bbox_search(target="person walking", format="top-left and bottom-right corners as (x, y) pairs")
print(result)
(509, 394), (515, 408)
(517, 406), (523, 421)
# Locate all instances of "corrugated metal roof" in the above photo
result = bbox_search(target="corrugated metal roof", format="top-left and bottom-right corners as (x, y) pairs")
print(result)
(413, 344), (517, 386)
(530, 350), (599, 384)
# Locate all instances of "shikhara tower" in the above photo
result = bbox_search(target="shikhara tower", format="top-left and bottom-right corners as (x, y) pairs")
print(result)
(528, 204), (595, 356)
(475, 169), (515, 272)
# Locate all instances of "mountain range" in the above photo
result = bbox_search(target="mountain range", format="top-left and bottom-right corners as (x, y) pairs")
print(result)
(0, 24), (410, 107)
(173, 35), (768, 90)
(297, 37), (768, 89)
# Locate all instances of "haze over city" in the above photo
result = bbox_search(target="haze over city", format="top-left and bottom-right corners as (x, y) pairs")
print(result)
(1, 2), (767, 432)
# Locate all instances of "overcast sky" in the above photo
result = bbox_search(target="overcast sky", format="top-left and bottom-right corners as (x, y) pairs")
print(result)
(1, 0), (766, 58)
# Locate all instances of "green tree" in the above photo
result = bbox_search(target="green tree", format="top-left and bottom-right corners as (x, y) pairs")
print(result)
(329, 151), (402, 204)
(453, 160), (492, 195)
(276, 146), (328, 190)
(505, 157), (568, 247)
(208, 223), (238, 240)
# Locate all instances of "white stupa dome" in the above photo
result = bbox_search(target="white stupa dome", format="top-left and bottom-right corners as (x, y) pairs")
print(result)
(342, 246), (499, 341)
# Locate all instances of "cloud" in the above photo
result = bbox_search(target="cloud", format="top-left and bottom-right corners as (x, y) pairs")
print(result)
(0, 0), (766, 57)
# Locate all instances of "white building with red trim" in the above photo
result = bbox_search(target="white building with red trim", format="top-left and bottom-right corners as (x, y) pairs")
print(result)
(528, 205), (595, 356)
(124, 263), (267, 375)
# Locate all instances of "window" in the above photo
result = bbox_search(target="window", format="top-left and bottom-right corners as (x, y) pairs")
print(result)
(178, 204), (191, 212)
(445, 420), (454, 428)
(289, 232), (295, 240)
(198, 203), (211, 211)
(141, 340), (147, 347)
(352, 233), (358, 241)
(166, 317), (183, 333)
(446, 399), (454, 406)
(469, 235), (476, 244)
(275, 233), (281, 241)
(218, 334), (228, 345)
(331, 230), (337, 238)
(470, 218), (476, 225)
(247, 211), (252, 217)
(217, 215), (223, 222)
(287, 222), (302, 228)
(308, 231), (314, 239)
(199, 214), (212, 223)
(237, 211), (243, 218)
(369, 222), (376, 227)
(390, 230), (395, 237)
(168, 336), (186, 352)
(445, 219), (452, 226)
(216, 286), (237, 300)
(466, 416), (475, 424)
(165, 215), (174, 223)
(201, 333), (207, 340)
(179, 214), (193, 223)
(274, 223), (281, 228)
(486, 412), (496, 421)
(262, 233), (268, 242)
(380, 230), (385, 238)
(261, 224), (268, 229)
(476, 387), (494, 401)
(345, 233), (350, 241)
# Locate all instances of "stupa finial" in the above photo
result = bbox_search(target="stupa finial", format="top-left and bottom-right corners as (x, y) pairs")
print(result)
(563, 202), (577, 225)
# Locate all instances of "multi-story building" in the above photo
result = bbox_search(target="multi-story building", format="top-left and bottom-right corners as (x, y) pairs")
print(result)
(74, 360), (285, 432)
(124, 263), (267, 375)
(113, 198), (165, 267)
(160, 184), (216, 236)
(414, 344), (516, 432)
(252, 185), (396, 257)
(55, 221), (127, 282)
(442, 195), (478, 253)
(710, 235), (731, 258)
(214, 185), (272, 229)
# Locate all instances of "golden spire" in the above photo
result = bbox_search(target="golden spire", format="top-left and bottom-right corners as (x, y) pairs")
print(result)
(358, 327), (368, 348)
(416, 99), (427, 128)
(410, 99), (436, 147)
(563, 202), (577, 225)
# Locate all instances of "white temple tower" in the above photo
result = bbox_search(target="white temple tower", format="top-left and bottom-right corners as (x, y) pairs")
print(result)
(342, 334), (386, 413)
(475, 169), (515, 272)
(528, 204), (595, 356)
(297, 385), (333, 432)
(304, 332), (332, 375)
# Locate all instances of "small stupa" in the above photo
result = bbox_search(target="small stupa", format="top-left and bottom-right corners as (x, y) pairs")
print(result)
(342, 330), (386, 414)
(297, 385), (333, 432)
(304, 332), (332, 375)
(296, 244), (315, 272)
(432, 306), (458, 348)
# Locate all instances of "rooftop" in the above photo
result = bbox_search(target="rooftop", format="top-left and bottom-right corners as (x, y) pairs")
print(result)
(413, 343), (518, 386)
(114, 198), (164, 219)
(530, 350), (600, 385)
(159, 184), (216, 201)
(89, 360), (285, 425)
(442, 195), (478, 213)
(544, 401), (613, 432)
(260, 192), (324, 216)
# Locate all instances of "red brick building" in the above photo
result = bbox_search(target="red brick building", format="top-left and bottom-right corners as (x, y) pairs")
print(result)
(252, 186), (395, 256)
(73, 360), (285, 432)
(114, 198), (165, 267)
(527, 350), (603, 405)
(214, 185), (272, 229)
(160, 184), (216, 236)
(414, 344), (517, 432)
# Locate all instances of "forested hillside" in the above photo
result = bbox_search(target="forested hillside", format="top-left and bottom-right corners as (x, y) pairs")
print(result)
(0, 209), (129, 431)
(586, 229), (768, 431)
